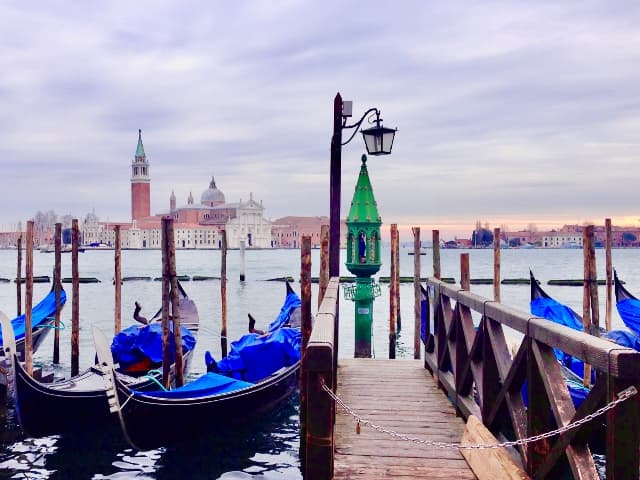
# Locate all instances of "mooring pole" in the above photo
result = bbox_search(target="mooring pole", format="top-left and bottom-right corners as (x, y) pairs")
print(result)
(239, 240), (246, 282)
(167, 218), (183, 387)
(114, 225), (122, 334)
(53, 223), (62, 364)
(389, 224), (397, 359)
(432, 230), (441, 279)
(25, 221), (34, 375)
(588, 227), (600, 337)
(299, 235), (312, 469)
(16, 234), (22, 317)
(395, 227), (401, 332)
(605, 218), (613, 332)
(220, 230), (228, 358)
(494, 227), (501, 302)
(318, 225), (329, 307)
(582, 225), (593, 387)
(460, 253), (470, 291)
(71, 219), (80, 376)
(161, 217), (171, 388)
(413, 227), (421, 359)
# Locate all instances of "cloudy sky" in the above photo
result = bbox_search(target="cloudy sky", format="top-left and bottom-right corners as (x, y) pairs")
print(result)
(2, 1), (640, 239)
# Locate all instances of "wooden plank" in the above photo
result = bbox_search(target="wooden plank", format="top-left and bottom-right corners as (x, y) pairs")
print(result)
(461, 415), (529, 480)
(334, 358), (475, 479)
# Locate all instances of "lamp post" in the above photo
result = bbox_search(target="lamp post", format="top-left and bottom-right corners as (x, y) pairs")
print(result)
(329, 92), (397, 278)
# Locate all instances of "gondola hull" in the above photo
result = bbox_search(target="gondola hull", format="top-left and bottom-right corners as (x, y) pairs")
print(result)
(113, 363), (300, 450)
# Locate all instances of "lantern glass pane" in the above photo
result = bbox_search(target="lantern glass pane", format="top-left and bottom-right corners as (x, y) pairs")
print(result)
(382, 130), (395, 153)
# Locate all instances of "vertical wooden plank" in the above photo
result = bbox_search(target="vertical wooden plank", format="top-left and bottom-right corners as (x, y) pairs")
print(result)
(167, 218), (183, 387)
(161, 217), (171, 388)
(493, 227), (501, 302)
(395, 227), (401, 332)
(220, 229), (228, 358)
(432, 229), (441, 279)
(605, 218), (613, 332)
(318, 224), (329, 307)
(53, 223), (62, 364)
(71, 219), (80, 377)
(25, 221), (33, 375)
(413, 227), (421, 359)
(299, 236), (312, 468)
(389, 224), (397, 359)
(606, 376), (640, 480)
(582, 226), (593, 387)
(460, 253), (470, 291)
(16, 234), (22, 317)
(114, 225), (122, 334)
(239, 240), (246, 282)
(526, 339), (553, 476)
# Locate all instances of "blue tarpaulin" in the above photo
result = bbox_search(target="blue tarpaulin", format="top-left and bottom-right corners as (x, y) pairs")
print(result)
(267, 291), (302, 332)
(616, 298), (640, 336)
(135, 372), (253, 399)
(1, 288), (67, 345)
(530, 297), (583, 331)
(111, 323), (196, 369)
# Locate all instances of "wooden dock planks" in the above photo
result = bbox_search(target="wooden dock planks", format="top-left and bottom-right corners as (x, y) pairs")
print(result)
(333, 358), (476, 479)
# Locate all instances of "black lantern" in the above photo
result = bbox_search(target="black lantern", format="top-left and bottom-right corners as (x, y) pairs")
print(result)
(361, 122), (397, 156)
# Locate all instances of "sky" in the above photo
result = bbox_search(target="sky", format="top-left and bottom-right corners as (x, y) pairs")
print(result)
(2, 1), (640, 240)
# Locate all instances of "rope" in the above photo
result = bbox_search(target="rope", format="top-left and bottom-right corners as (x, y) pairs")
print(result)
(320, 379), (637, 450)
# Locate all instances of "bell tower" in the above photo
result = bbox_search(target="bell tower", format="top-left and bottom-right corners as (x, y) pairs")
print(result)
(131, 129), (150, 221)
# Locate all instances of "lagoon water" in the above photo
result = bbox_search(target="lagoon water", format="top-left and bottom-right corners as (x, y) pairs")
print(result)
(0, 246), (639, 478)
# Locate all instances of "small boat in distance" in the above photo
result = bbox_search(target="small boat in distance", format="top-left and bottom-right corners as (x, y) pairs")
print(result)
(9, 282), (199, 437)
(40, 245), (85, 253)
(96, 281), (302, 450)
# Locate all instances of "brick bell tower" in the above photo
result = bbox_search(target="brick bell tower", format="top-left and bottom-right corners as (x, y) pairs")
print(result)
(131, 129), (150, 221)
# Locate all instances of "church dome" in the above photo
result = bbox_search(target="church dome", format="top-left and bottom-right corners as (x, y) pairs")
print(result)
(201, 176), (225, 206)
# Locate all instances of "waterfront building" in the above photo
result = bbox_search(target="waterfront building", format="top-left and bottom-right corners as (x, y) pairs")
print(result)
(271, 216), (347, 248)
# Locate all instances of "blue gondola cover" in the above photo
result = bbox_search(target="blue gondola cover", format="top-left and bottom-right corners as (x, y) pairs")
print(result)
(1, 288), (67, 344)
(616, 298), (640, 336)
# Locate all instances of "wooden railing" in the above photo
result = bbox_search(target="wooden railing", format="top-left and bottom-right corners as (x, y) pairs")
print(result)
(301, 276), (339, 480)
(425, 277), (640, 479)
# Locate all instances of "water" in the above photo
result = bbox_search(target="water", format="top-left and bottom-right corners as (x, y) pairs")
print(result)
(0, 246), (638, 478)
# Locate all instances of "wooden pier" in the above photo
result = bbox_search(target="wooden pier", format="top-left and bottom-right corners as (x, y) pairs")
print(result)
(333, 358), (475, 479)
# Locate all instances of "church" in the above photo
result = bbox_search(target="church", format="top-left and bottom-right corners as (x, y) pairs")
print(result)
(82, 130), (272, 249)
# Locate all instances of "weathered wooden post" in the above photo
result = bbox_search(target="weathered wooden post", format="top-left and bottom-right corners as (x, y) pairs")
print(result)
(432, 229), (441, 279)
(494, 227), (501, 302)
(299, 235), (312, 465)
(460, 253), (470, 291)
(582, 225), (593, 387)
(389, 224), (397, 359)
(161, 217), (171, 388)
(167, 218), (184, 388)
(220, 230), (228, 358)
(25, 221), (34, 375)
(605, 218), (612, 332)
(16, 234), (22, 316)
(588, 227), (600, 337)
(239, 240), (246, 282)
(318, 225), (329, 307)
(114, 225), (122, 334)
(413, 226), (421, 359)
(71, 218), (80, 377)
(395, 227), (401, 332)
(53, 223), (62, 364)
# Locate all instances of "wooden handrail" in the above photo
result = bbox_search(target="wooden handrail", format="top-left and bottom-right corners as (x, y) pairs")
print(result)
(302, 276), (339, 480)
(424, 277), (640, 479)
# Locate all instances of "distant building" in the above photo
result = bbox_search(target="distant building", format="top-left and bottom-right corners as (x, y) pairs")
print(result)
(271, 216), (347, 248)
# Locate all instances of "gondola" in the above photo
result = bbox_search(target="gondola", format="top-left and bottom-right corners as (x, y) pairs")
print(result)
(6, 282), (200, 437)
(614, 270), (640, 336)
(96, 282), (302, 450)
(2, 286), (67, 356)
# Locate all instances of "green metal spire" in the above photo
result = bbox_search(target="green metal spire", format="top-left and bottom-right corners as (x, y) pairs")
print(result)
(347, 154), (381, 224)
(136, 129), (145, 157)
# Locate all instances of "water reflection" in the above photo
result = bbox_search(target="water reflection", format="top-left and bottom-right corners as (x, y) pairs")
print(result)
(0, 396), (300, 480)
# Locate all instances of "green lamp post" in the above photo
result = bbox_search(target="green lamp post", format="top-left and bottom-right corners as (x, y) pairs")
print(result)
(344, 154), (382, 358)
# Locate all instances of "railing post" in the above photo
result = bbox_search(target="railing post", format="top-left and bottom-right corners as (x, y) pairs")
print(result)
(606, 373), (640, 479)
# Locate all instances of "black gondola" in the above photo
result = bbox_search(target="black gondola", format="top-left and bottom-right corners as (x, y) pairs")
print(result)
(613, 269), (640, 336)
(6, 282), (200, 437)
(1, 285), (67, 356)
(96, 282), (302, 450)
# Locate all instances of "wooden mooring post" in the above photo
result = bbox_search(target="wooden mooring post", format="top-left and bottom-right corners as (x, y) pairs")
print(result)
(16, 234), (22, 317)
(161, 217), (172, 388)
(299, 236), (312, 467)
(432, 229), (441, 279)
(389, 224), (397, 359)
(413, 226), (421, 359)
(605, 218), (613, 332)
(395, 226), (401, 332)
(318, 225), (329, 307)
(582, 225), (595, 387)
(167, 218), (184, 388)
(239, 240), (246, 282)
(493, 227), (501, 302)
(220, 230), (228, 358)
(71, 219), (80, 377)
(25, 221), (34, 375)
(114, 225), (122, 334)
(53, 223), (62, 364)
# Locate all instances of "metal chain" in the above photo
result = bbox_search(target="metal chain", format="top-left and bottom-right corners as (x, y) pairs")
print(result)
(320, 380), (637, 450)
